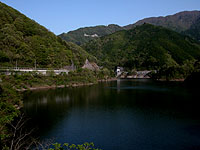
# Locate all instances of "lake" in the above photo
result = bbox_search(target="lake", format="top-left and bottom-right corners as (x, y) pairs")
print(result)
(23, 79), (200, 150)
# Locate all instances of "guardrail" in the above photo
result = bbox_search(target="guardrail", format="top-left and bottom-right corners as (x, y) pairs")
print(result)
(0, 67), (71, 75)
(0, 67), (63, 70)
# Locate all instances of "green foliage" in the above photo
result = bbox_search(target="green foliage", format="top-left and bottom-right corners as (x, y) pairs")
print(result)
(0, 2), (95, 68)
(67, 68), (98, 84)
(83, 24), (200, 72)
(48, 142), (101, 150)
(152, 59), (196, 80)
(0, 81), (21, 141)
(59, 24), (123, 45)
(96, 68), (112, 79)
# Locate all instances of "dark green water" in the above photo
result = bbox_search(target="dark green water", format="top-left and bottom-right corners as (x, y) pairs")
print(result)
(23, 79), (200, 150)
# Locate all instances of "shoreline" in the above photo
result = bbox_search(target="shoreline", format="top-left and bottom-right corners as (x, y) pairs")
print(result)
(16, 78), (185, 92)
(17, 78), (117, 92)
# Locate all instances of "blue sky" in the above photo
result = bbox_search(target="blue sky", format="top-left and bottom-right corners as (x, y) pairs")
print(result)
(1, 0), (200, 35)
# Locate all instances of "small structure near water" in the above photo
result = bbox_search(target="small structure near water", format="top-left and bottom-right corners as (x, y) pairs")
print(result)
(115, 67), (154, 79)
(115, 67), (124, 77)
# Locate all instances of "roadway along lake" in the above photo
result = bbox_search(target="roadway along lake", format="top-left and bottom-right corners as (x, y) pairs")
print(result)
(23, 79), (200, 150)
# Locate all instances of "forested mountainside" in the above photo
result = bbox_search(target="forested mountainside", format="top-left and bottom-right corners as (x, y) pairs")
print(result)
(58, 24), (123, 45)
(83, 24), (200, 70)
(0, 2), (95, 68)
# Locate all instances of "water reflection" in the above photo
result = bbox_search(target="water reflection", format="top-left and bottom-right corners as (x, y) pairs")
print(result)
(23, 80), (200, 150)
(117, 79), (121, 92)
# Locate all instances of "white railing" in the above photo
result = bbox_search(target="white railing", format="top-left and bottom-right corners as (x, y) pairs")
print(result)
(0, 67), (70, 75)
(0, 67), (62, 70)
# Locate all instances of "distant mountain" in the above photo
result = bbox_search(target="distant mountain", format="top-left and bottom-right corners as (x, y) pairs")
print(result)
(124, 11), (200, 40)
(58, 24), (123, 45)
(0, 2), (95, 68)
(60, 11), (200, 45)
(83, 24), (200, 70)
(125, 11), (200, 31)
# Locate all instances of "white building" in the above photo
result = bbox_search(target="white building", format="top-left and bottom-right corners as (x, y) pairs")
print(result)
(116, 67), (124, 77)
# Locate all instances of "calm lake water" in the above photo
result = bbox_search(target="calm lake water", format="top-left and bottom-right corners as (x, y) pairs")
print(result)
(23, 79), (200, 150)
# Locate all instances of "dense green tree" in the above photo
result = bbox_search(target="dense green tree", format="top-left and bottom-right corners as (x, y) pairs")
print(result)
(0, 2), (95, 68)
(83, 24), (200, 73)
